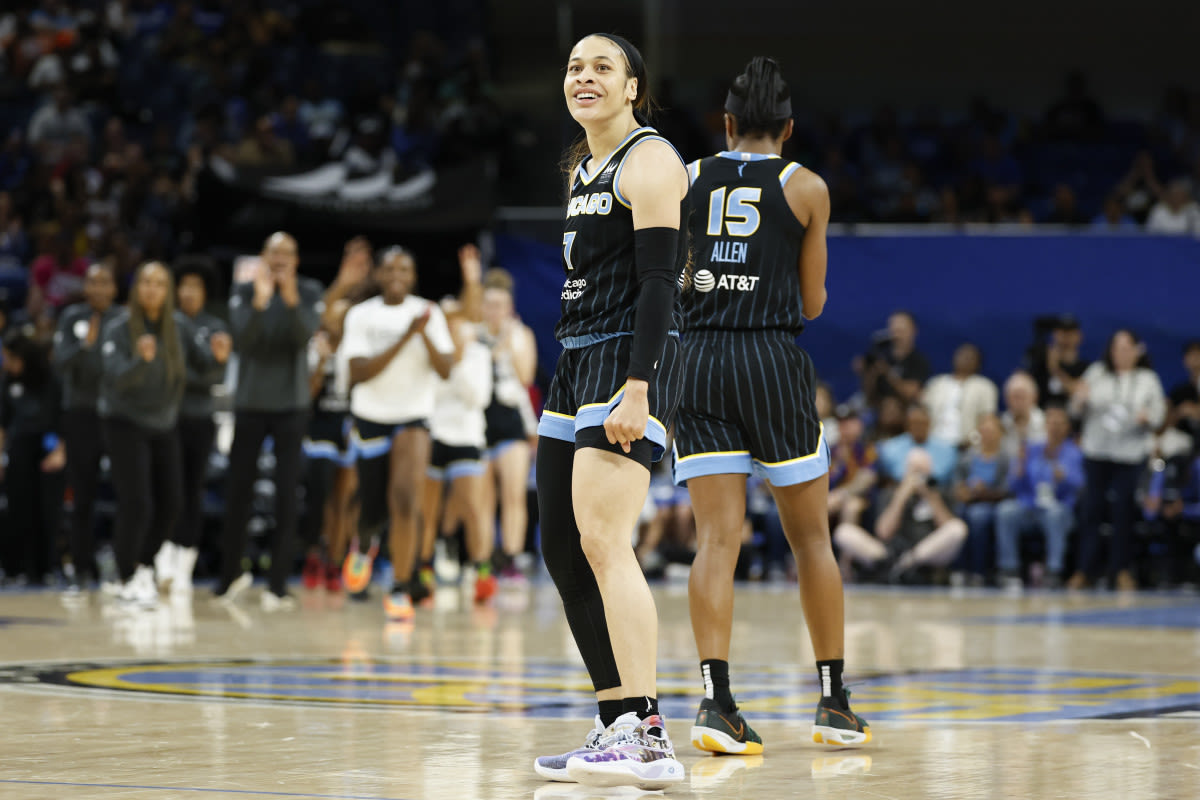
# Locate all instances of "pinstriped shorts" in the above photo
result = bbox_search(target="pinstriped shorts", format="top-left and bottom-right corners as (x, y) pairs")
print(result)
(673, 329), (829, 487)
(537, 335), (682, 463)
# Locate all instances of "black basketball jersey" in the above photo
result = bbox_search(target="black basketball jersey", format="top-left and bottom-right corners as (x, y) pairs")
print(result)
(555, 126), (688, 344)
(683, 152), (808, 334)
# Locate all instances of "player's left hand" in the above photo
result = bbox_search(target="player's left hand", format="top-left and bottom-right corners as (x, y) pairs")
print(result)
(604, 381), (650, 454)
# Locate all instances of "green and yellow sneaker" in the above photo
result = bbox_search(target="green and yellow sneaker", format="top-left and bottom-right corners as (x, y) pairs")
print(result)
(813, 690), (871, 746)
(690, 697), (764, 755)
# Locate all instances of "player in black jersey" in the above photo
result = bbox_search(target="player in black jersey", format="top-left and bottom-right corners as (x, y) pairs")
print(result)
(532, 34), (685, 790)
(676, 58), (870, 754)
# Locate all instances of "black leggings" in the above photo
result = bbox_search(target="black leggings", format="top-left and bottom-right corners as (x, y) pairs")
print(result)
(219, 410), (307, 596)
(103, 417), (182, 582)
(1076, 458), (1143, 579)
(62, 408), (104, 581)
(537, 435), (621, 693)
(174, 415), (216, 549)
(2, 433), (63, 581)
(300, 456), (338, 550)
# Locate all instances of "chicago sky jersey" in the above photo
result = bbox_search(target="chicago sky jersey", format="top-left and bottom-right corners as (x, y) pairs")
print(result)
(555, 126), (688, 344)
(683, 151), (808, 334)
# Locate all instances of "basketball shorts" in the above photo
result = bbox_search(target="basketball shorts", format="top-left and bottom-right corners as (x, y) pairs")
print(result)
(351, 416), (428, 461)
(673, 329), (829, 487)
(427, 441), (485, 481)
(537, 334), (682, 464)
(303, 412), (356, 467)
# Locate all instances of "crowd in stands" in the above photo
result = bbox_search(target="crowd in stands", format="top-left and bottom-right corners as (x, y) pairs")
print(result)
(638, 313), (1200, 591)
(0, 0), (498, 334)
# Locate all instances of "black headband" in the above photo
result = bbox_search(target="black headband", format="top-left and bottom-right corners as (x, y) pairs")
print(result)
(725, 90), (792, 121)
(590, 33), (643, 82)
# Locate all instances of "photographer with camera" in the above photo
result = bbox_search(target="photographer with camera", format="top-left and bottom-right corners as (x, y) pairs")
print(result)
(858, 311), (931, 411)
(1026, 315), (1088, 409)
(834, 448), (967, 583)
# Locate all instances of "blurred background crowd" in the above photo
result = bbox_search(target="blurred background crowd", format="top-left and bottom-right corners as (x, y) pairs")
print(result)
(1, 0), (1199, 598)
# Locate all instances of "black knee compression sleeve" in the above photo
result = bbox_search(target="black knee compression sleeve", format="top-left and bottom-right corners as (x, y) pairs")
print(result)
(536, 436), (621, 692)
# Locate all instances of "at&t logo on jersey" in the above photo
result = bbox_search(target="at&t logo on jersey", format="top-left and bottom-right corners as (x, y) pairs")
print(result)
(567, 192), (614, 218)
(693, 269), (760, 294)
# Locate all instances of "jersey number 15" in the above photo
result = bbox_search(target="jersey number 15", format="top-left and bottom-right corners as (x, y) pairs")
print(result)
(706, 187), (762, 237)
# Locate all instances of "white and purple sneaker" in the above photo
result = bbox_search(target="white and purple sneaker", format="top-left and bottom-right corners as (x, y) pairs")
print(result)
(565, 714), (684, 790)
(533, 714), (633, 781)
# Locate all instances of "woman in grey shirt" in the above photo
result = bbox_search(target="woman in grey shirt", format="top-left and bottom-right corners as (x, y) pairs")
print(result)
(1068, 330), (1165, 590)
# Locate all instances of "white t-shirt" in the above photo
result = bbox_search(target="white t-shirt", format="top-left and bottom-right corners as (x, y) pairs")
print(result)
(430, 341), (492, 448)
(1145, 202), (1200, 235)
(340, 295), (454, 424)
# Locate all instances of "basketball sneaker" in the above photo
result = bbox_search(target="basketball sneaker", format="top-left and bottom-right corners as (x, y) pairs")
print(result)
(690, 697), (763, 755)
(474, 567), (497, 604)
(343, 536), (379, 595)
(533, 715), (608, 781)
(411, 565), (436, 605)
(325, 562), (343, 593)
(301, 553), (323, 589)
(812, 691), (871, 746)
(566, 714), (685, 790)
(382, 590), (414, 621)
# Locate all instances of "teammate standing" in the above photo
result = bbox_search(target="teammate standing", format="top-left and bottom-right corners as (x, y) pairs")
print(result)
(340, 247), (453, 620)
(52, 262), (119, 590)
(674, 57), (869, 754)
(533, 33), (686, 790)
(157, 257), (230, 595)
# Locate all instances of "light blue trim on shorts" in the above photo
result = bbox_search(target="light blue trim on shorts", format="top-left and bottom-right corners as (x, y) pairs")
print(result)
(537, 410), (576, 443)
(672, 447), (754, 485)
(428, 459), (486, 482)
(484, 439), (522, 461)
(302, 438), (356, 467)
(558, 330), (680, 350)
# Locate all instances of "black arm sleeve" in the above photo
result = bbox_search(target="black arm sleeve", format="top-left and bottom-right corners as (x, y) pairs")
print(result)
(627, 226), (680, 382)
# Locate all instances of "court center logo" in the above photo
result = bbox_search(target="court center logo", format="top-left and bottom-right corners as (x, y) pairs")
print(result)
(1, 659), (1197, 723)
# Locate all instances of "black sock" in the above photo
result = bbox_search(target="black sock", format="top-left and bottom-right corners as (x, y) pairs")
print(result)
(622, 695), (658, 720)
(390, 580), (410, 595)
(598, 699), (623, 728)
(817, 658), (846, 706)
(701, 658), (735, 712)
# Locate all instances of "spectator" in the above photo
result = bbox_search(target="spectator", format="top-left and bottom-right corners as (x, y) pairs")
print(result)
(0, 191), (29, 274)
(1090, 194), (1139, 231)
(828, 407), (878, 529)
(1165, 340), (1200, 443)
(1027, 316), (1089, 409)
(233, 116), (295, 169)
(216, 232), (322, 610)
(52, 262), (120, 591)
(923, 342), (998, 447)
(816, 383), (839, 448)
(860, 310), (931, 408)
(270, 95), (310, 159)
(834, 449), (967, 583)
(0, 326), (65, 585)
(29, 229), (88, 311)
(1044, 184), (1086, 226)
(26, 85), (91, 164)
(1001, 372), (1046, 458)
(878, 404), (958, 486)
(1145, 178), (1200, 235)
(1069, 329), (1166, 590)
(994, 405), (1084, 589)
(953, 414), (1010, 584)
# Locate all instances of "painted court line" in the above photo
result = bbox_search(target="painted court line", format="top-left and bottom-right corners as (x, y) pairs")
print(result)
(0, 779), (412, 800)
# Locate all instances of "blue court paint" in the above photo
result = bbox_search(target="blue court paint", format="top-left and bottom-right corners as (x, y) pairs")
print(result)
(0, 779), (412, 800)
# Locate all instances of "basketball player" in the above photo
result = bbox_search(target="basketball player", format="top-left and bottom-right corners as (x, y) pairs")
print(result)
(532, 33), (686, 790)
(341, 247), (453, 620)
(419, 310), (495, 603)
(674, 57), (869, 753)
(53, 261), (119, 591)
(156, 256), (229, 596)
(99, 262), (229, 607)
(476, 263), (538, 581)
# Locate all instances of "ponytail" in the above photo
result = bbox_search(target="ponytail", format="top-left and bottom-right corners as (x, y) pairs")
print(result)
(725, 56), (792, 139)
